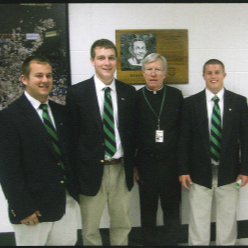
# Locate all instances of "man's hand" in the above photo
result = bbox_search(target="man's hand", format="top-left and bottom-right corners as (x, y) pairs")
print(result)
(179, 175), (193, 189)
(20, 210), (42, 226)
(133, 167), (140, 184)
(236, 174), (248, 187)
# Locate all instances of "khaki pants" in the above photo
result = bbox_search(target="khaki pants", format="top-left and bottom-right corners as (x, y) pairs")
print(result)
(13, 192), (79, 246)
(188, 165), (239, 246)
(79, 161), (132, 246)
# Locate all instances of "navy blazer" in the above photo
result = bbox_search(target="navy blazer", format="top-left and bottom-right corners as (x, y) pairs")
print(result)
(66, 77), (136, 196)
(0, 94), (78, 224)
(178, 89), (248, 189)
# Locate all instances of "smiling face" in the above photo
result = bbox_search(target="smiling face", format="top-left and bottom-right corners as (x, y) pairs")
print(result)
(142, 58), (167, 91)
(131, 40), (147, 61)
(203, 63), (226, 94)
(90, 47), (117, 85)
(21, 61), (53, 103)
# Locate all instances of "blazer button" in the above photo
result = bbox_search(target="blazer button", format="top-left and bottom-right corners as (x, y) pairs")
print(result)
(57, 162), (61, 166)
(11, 210), (16, 217)
(100, 160), (104, 163)
(60, 180), (65, 184)
(102, 143), (104, 146)
(60, 123), (63, 125)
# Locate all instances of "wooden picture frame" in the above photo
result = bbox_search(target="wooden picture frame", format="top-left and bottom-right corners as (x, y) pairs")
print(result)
(116, 29), (188, 85)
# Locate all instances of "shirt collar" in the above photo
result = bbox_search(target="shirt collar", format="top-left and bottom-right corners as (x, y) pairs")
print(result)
(94, 75), (116, 93)
(24, 91), (49, 110)
(206, 87), (225, 102)
(145, 84), (164, 94)
(146, 84), (164, 91)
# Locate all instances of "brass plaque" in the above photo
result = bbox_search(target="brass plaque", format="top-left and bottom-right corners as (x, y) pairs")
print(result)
(116, 29), (188, 84)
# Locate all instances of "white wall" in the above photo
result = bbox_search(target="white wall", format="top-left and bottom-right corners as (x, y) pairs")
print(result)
(2, 2), (248, 232)
(68, 2), (248, 227)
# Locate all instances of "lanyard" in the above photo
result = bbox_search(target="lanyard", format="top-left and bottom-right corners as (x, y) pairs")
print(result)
(142, 86), (166, 130)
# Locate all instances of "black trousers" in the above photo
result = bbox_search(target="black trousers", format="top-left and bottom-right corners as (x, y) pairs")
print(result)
(137, 153), (181, 246)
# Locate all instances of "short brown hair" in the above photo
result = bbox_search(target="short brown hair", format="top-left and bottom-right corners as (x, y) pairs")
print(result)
(203, 59), (225, 74)
(90, 39), (117, 59)
(22, 55), (52, 78)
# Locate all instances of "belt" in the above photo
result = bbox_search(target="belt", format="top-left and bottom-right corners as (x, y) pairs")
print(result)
(211, 163), (219, 167)
(104, 158), (122, 165)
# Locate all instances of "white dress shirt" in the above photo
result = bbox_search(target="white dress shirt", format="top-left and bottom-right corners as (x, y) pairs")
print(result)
(94, 75), (123, 160)
(24, 91), (56, 130)
(206, 87), (224, 165)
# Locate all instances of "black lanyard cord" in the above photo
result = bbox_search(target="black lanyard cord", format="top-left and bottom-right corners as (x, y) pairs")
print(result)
(142, 86), (166, 130)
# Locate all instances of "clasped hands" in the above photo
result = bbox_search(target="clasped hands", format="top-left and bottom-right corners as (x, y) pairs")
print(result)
(20, 210), (42, 226)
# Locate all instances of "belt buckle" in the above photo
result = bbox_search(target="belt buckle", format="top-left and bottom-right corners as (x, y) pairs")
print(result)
(105, 158), (121, 165)
(108, 158), (115, 165)
(105, 159), (113, 165)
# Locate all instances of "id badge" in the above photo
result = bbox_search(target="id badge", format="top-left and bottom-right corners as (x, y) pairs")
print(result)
(155, 130), (164, 143)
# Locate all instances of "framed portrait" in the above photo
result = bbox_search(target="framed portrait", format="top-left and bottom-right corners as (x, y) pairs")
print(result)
(116, 29), (188, 84)
(0, 3), (70, 109)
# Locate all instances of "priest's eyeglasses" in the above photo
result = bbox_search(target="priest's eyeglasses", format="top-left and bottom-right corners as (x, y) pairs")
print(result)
(144, 69), (164, 74)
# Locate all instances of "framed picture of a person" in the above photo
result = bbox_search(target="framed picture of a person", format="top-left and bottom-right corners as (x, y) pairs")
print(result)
(120, 34), (156, 71)
(116, 29), (188, 84)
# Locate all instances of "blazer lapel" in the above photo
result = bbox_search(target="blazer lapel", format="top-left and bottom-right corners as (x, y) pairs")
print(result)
(87, 79), (104, 135)
(49, 100), (64, 138)
(116, 81), (126, 132)
(195, 90), (210, 156)
(221, 90), (235, 154)
(19, 95), (60, 160)
(49, 101), (68, 161)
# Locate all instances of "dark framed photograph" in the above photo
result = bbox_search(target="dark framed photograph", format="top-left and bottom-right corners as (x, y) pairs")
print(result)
(120, 33), (157, 71)
(116, 29), (188, 85)
(0, 3), (70, 109)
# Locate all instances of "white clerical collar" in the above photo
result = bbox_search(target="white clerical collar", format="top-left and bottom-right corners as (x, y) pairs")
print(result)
(146, 84), (164, 94)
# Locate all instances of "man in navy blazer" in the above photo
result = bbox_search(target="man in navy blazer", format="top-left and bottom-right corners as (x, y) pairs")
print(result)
(0, 55), (79, 246)
(66, 39), (136, 246)
(178, 59), (248, 245)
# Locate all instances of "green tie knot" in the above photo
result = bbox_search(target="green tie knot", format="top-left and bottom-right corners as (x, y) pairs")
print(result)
(104, 87), (111, 98)
(39, 103), (48, 111)
(212, 96), (219, 103)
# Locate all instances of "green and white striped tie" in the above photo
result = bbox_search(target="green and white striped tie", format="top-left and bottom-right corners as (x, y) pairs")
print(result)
(103, 87), (116, 158)
(210, 96), (222, 162)
(39, 104), (66, 179)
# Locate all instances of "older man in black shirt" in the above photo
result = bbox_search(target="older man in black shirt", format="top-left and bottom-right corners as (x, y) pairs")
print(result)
(134, 53), (183, 246)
